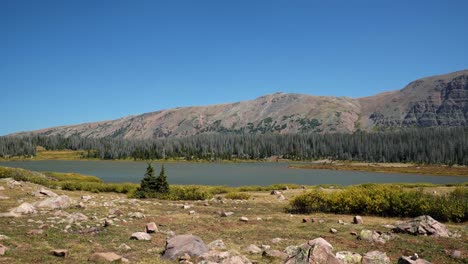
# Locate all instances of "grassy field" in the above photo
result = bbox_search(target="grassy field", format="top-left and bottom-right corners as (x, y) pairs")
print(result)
(289, 162), (468, 177)
(0, 167), (466, 263)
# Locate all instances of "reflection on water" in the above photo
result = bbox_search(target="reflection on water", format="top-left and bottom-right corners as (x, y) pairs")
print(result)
(0, 160), (465, 187)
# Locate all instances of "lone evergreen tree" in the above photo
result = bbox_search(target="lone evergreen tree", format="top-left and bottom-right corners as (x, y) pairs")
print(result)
(135, 162), (158, 198)
(155, 164), (169, 193)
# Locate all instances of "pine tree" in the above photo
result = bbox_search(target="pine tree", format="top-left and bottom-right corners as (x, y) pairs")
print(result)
(135, 162), (158, 198)
(155, 164), (169, 193)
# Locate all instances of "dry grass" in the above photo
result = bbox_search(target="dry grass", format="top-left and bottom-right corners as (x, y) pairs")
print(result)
(0, 179), (466, 263)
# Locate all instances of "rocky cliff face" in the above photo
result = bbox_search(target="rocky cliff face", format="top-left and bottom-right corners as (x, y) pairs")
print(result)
(10, 70), (468, 139)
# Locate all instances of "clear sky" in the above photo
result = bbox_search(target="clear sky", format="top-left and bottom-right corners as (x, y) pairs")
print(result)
(1, 0), (467, 136)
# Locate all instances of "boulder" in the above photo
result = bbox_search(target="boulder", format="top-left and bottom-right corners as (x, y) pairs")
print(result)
(200, 250), (251, 264)
(398, 256), (432, 264)
(244, 244), (262, 254)
(89, 252), (122, 262)
(34, 195), (72, 209)
(353, 216), (363, 224)
(130, 232), (151, 241)
(362, 251), (390, 264)
(0, 244), (7, 255)
(207, 239), (226, 250)
(393, 215), (450, 237)
(358, 229), (393, 244)
(285, 237), (341, 264)
(145, 222), (158, 233)
(10, 202), (36, 215)
(35, 188), (58, 197)
(50, 249), (68, 258)
(336, 251), (362, 264)
(162, 234), (208, 260)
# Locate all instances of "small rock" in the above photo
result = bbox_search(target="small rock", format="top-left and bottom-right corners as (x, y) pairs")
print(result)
(37, 188), (58, 197)
(350, 231), (358, 236)
(182, 205), (191, 209)
(0, 244), (7, 255)
(118, 243), (131, 251)
(34, 195), (72, 209)
(131, 232), (151, 241)
(271, 237), (282, 243)
(27, 229), (44, 235)
(89, 252), (122, 262)
(0, 235), (10, 240)
(336, 251), (362, 264)
(397, 256), (432, 264)
(239, 217), (249, 222)
(81, 195), (92, 201)
(162, 234), (208, 260)
(128, 212), (145, 218)
(302, 218), (310, 223)
(330, 228), (338, 234)
(221, 212), (234, 217)
(104, 219), (114, 227)
(10, 202), (36, 215)
(338, 219), (344, 224)
(270, 190), (282, 195)
(203, 202), (209, 206)
(262, 249), (287, 260)
(353, 216), (363, 224)
(362, 251), (390, 264)
(189, 210), (196, 215)
(146, 222), (158, 233)
(50, 249), (68, 258)
(207, 239), (226, 250)
(277, 195), (286, 200)
(261, 245), (270, 250)
(450, 250), (461, 259)
(245, 244), (262, 254)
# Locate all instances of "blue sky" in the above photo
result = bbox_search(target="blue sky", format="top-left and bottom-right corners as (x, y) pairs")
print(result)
(1, 0), (467, 136)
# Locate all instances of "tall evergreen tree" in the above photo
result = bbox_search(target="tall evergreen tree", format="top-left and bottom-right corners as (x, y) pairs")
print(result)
(135, 162), (158, 198)
(155, 164), (169, 193)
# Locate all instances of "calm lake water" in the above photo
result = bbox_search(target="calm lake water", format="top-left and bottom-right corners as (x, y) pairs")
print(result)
(0, 160), (465, 186)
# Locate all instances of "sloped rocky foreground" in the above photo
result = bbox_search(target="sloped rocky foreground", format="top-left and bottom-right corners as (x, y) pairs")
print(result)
(0, 178), (465, 263)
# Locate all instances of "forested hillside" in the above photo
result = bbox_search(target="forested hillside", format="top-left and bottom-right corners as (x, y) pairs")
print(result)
(1, 128), (467, 165)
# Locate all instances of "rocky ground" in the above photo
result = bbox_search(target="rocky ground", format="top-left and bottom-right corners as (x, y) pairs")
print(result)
(0, 178), (466, 263)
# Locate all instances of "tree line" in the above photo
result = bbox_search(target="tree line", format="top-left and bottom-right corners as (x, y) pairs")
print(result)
(0, 127), (467, 165)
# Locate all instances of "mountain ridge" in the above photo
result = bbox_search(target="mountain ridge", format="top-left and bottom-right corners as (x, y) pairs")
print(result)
(9, 70), (468, 139)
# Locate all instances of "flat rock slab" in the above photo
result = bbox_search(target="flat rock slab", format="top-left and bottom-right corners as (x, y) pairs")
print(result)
(89, 252), (122, 262)
(162, 234), (208, 260)
(34, 195), (72, 209)
(393, 215), (450, 237)
(130, 232), (151, 241)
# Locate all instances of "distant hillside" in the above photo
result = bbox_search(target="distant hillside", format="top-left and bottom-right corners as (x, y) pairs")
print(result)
(10, 70), (468, 139)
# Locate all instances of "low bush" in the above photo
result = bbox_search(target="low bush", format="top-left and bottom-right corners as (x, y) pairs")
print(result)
(288, 185), (468, 222)
(225, 192), (251, 200)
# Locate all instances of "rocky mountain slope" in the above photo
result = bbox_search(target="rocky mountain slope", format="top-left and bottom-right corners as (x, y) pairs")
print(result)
(11, 70), (468, 139)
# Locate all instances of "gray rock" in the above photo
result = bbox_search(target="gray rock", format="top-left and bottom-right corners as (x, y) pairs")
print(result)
(393, 215), (451, 237)
(0, 244), (7, 255)
(68, 212), (88, 222)
(362, 251), (390, 264)
(146, 222), (158, 233)
(271, 237), (282, 243)
(358, 229), (392, 244)
(285, 237), (341, 264)
(263, 249), (287, 260)
(330, 228), (338, 234)
(131, 232), (151, 241)
(244, 244), (262, 254)
(118, 243), (131, 251)
(89, 252), (122, 262)
(353, 216), (363, 224)
(336, 251), (362, 264)
(450, 250), (461, 259)
(239, 217), (249, 222)
(36, 188), (58, 197)
(200, 250), (251, 264)
(34, 195), (72, 209)
(162, 234), (208, 260)
(397, 256), (432, 264)
(271, 190), (282, 195)
(207, 239), (226, 250)
(10, 202), (36, 215)
(221, 212), (234, 217)
(128, 212), (145, 218)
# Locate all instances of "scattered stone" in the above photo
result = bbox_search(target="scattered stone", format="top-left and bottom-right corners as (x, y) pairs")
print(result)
(271, 190), (282, 195)
(338, 219), (344, 224)
(131, 232), (151, 241)
(39, 224), (49, 229)
(34, 195), (72, 209)
(0, 244), (7, 255)
(0, 186), (4, 190)
(104, 219), (114, 227)
(0, 235), (9, 241)
(302, 218), (310, 223)
(36, 188), (58, 197)
(261, 245), (270, 250)
(398, 256), (432, 264)
(146, 222), (158, 233)
(450, 250), (461, 259)
(330, 228), (338, 234)
(68, 212), (88, 222)
(203, 202), (209, 206)
(0, 195), (9, 200)
(118, 243), (131, 251)
(77, 202), (86, 208)
(301, 185), (306, 189)
(336, 251), (362, 264)
(271, 237), (282, 243)
(353, 216), (363, 224)
(50, 249), (68, 258)
(239, 217), (249, 222)
(245, 244), (262, 254)
(358, 229), (393, 244)
(263, 249), (287, 260)
(182, 205), (191, 209)
(362, 251), (390, 264)
(220, 212), (234, 217)
(189, 210), (196, 215)
(393, 215), (450, 237)
(382, 224), (396, 229)
(277, 195), (286, 201)
(27, 229), (44, 235)
(162, 234), (208, 260)
(285, 237), (341, 264)
(350, 231), (358, 236)
(89, 252), (122, 263)
(128, 212), (145, 218)
(110, 209), (124, 216)
(318, 219), (325, 224)
(81, 195), (92, 201)
(200, 249), (251, 264)
(207, 239), (226, 250)
(10, 202), (36, 215)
